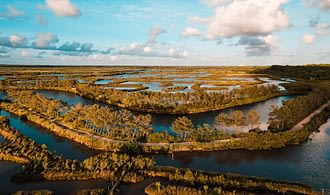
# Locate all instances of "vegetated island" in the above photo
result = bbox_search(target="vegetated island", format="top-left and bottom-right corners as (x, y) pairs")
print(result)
(0, 116), (319, 195)
(0, 64), (329, 194)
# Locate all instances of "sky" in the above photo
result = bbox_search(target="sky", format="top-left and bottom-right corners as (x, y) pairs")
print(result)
(0, 0), (330, 66)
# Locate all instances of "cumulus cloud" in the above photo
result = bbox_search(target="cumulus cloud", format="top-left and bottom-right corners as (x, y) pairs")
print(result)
(21, 51), (30, 58)
(117, 42), (188, 59)
(81, 42), (93, 52)
(167, 48), (189, 58)
(36, 15), (48, 26)
(204, 0), (290, 39)
(143, 46), (152, 53)
(33, 33), (59, 49)
(319, 0), (330, 9)
(0, 5), (24, 20)
(302, 0), (330, 10)
(203, 0), (232, 7)
(58, 41), (80, 51)
(181, 27), (201, 37)
(188, 16), (208, 24)
(302, 33), (316, 44)
(315, 23), (330, 36)
(110, 55), (118, 62)
(238, 35), (277, 56)
(0, 34), (28, 48)
(0, 46), (11, 58)
(0, 47), (10, 54)
(45, 0), (81, 17)
(35, 51), (47, 58)
(99, 47), (115, 55)
(302, 17), (330, 44)
(147, 26), (166, 45)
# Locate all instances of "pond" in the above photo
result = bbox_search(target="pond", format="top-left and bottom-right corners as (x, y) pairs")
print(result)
(94, 79), (112, 85)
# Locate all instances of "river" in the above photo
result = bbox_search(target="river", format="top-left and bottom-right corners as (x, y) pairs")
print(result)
(0, 90), (329, 194)
(38, 90), (292, 132)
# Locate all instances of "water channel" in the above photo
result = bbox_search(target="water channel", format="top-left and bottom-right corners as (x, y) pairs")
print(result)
(0, 90), (329, 194)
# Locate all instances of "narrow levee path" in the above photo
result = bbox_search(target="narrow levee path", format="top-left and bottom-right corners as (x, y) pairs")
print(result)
(2, 99), (329, 152)
(290, 100), (330, 131)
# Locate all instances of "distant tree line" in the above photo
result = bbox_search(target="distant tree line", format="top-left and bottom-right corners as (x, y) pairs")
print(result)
(254, 65), (330, 80)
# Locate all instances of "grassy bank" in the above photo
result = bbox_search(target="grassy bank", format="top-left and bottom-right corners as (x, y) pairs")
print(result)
(1, 101), (329, 154)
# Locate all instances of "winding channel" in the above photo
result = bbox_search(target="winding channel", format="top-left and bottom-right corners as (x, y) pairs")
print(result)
(0, 90), (329, 194)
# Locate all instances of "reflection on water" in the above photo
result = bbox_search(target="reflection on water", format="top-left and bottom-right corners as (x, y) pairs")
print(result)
(0, 161), (110, 195)
(0, 111), (99, 161)
(94, 79), (112, 85)
(151, 96), (293, 132)
(38, 90), (293, 133)
(154, 119), (330, 190)
(1, 90), (329, 192)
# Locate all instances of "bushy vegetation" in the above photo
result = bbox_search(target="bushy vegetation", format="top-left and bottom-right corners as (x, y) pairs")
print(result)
(254, 65), (330, 80)
(1, 74), (282, 114)
(143, 166), (317, 195)
(268, 86), (330, 132)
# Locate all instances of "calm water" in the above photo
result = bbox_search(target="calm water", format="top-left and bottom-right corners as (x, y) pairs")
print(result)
(0, 136), (5, 143)
(0, 110), (99, 161)
(154, 119), (330, 190)
(38, 90), (292, 132)
(0, 91), (329, 194)
(0, 161), (110, 195)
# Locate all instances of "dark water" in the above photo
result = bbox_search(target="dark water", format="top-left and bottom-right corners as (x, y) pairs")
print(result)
(0, 136), (5, 143)
(0, 90), (329, 193)
(0, 110), (99, 161)
(38, 90), (107, 107)
(154, 119), (330, 190)
(0, 161), (111, 195)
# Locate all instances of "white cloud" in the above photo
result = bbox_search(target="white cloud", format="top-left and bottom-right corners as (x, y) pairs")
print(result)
(168, 48), (189, 58)
(181, 27), (201, 37)
(0, 34), (28, 48)
(91, 54), (99, 60)
(147, 26), (166, 45)
(33, 33), (59, 49)
(302, 20), (330, 44)
(110, 55), (118, 62)
(188, 16), (208, 24)
(21, 51), (30, 58)
(302, 0), (330, 10)
(10, 35), (28, 47)
(45, 0), (81, 17)
(238, 35), (277, 56)
(319, 0), (330, 9)
(202, 0), (290, 39)
(130, 43), (138, 49)
(144, 46), (152, 53)
(315, 23), (330, 36)
(302, 33), (316, 44)
(203, 0), (232, 7)
(0, 5), (24, 19)
(182, 51), (189, 57)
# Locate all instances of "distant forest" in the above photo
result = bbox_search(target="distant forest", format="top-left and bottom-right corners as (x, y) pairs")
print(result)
(254, 65), (330, 80)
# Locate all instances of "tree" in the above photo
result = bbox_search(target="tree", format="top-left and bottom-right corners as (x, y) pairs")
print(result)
(214, 113), (230, 128)
(246, 109), (260, 129)
(230, 110), (245, 132)
(172, 116), (194, 141)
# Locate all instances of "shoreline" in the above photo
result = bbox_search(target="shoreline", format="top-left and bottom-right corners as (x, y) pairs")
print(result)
(1, 99), (329, 153)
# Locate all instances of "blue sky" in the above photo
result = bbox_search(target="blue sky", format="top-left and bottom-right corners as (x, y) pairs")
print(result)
(0, 0), (330, 65)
